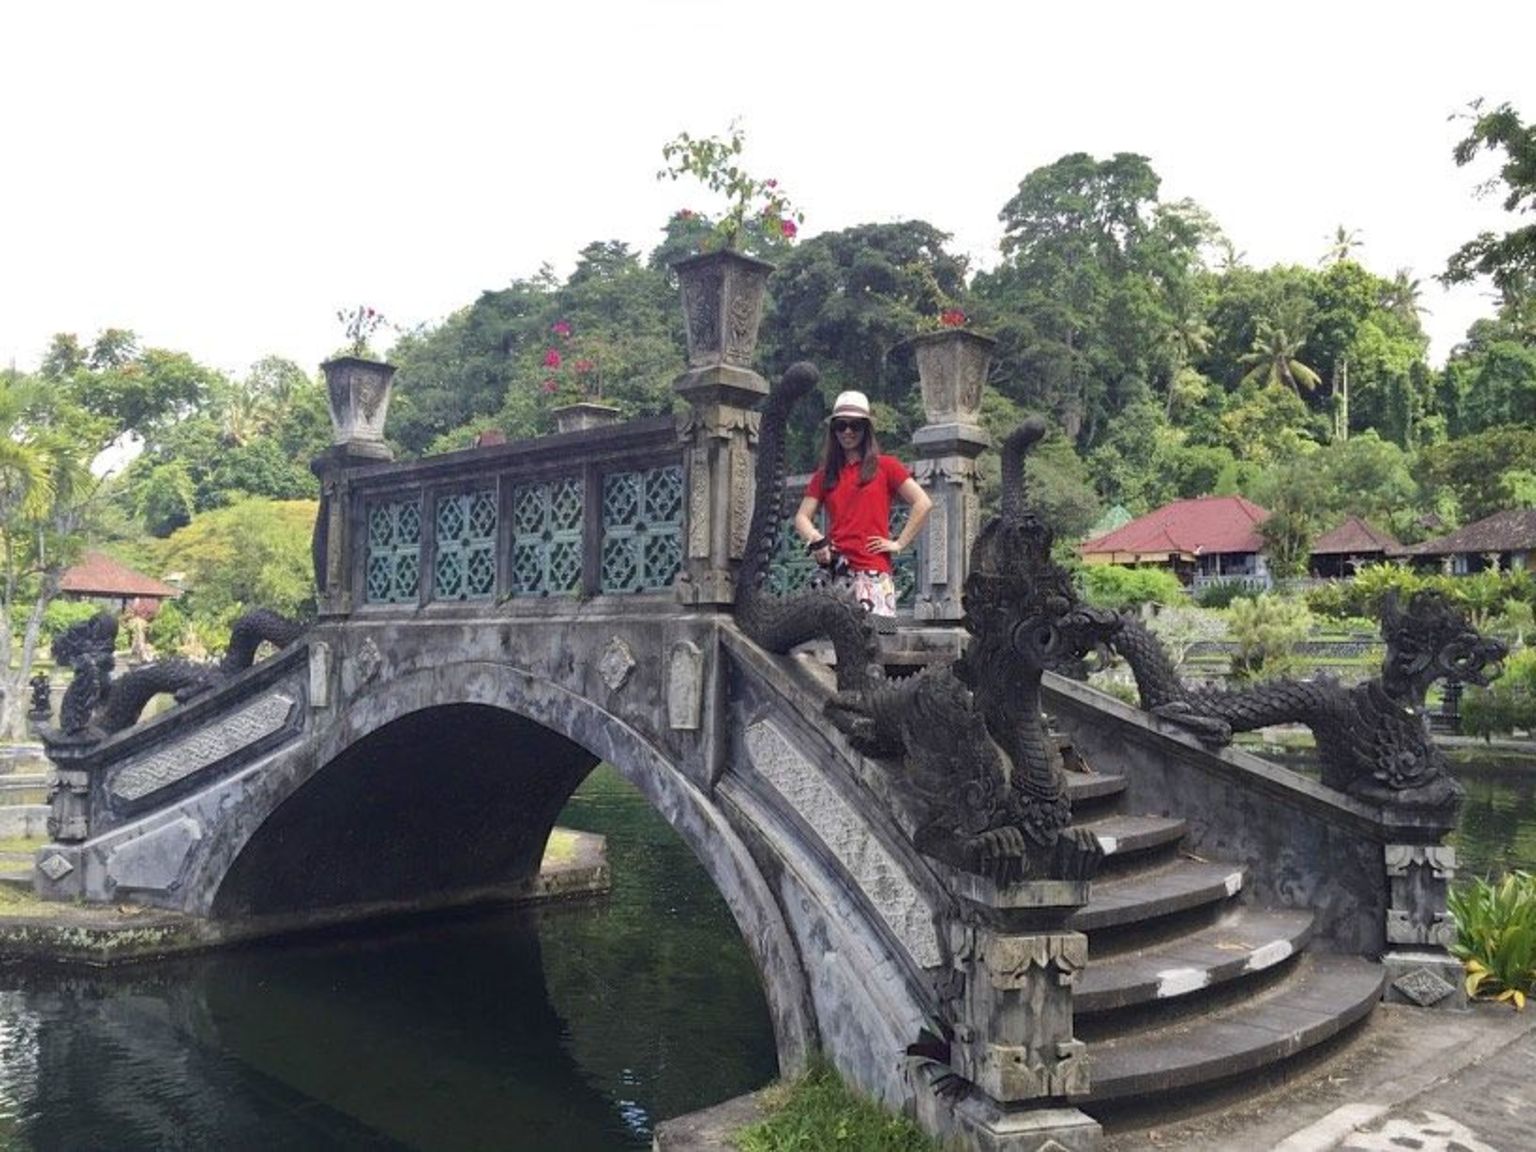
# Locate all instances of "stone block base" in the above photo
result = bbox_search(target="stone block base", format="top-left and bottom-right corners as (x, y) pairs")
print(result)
(1382, 948), (1468, 1010)
(950, 1097), (1102, 1152)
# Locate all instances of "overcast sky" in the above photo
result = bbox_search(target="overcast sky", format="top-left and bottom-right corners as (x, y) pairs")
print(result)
(3, 1), (1533, 381)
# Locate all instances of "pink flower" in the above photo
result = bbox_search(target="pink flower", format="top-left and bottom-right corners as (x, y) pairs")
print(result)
(541, 378), (558, 394)
(940, 308), (966, 328)
(574, 358), (595, 375)
(675, 208), (696, 220)
(543, 348), (562, 368)
(551, 320), (572, 338)
(765, 178), (778, 189)
(779, 218), (798, 239)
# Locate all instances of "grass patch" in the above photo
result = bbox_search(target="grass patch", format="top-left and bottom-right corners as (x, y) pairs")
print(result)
(733, 1060), (937, 1151)
(541, 828), (581, 867)
(0, 885), (55, 913)
(0, 837), (43, 856)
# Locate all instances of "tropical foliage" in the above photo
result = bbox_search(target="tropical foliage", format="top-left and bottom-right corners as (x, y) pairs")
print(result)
(1449, 870), (1536, 1010)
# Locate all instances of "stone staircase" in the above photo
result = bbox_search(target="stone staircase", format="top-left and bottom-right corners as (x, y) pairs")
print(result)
(1063, 766), (1385, 1118)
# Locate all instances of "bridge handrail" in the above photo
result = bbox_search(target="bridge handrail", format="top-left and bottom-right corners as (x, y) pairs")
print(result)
(335, 417), (687, 608)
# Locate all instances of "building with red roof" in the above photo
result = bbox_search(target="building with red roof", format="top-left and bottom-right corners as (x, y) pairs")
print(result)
(1396, 508), (1536, 575)
(1079, 495), (1271, 587)
(58, 551), (182, 617)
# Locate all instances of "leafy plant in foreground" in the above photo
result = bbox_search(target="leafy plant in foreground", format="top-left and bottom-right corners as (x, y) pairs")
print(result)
(1448, 870), (1536, 1010)
(734, 1059), (936, 1151)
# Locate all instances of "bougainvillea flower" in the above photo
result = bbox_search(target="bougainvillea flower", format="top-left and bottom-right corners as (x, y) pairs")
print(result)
(675, 208), (696, 220)
(940, 308), (967, 328)
(541, 378), (558, 394)
(780, 218), (798, 239)
(765, 178), (778, 189)
(543, 348), (563, 368)
(575, 359), (595, 374)
(551, 320), (572, 337)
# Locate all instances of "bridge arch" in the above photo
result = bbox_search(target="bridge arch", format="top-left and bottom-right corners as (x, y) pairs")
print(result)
(195, 658), (816, 1075)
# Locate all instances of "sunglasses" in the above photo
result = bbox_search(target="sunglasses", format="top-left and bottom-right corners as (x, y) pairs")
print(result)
(831, 419), (867, 433)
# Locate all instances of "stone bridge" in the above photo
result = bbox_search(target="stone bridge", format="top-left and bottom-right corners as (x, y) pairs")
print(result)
(25, 270), (1471, 1151)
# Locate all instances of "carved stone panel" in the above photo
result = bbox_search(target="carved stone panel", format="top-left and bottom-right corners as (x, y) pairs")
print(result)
(105, 816), (204, 893)
(599, 637), (637, 692)
(688, 447), (710, 559)
(667, 641), (704, 731)
(109, 691), (298, 804)
(744, 720), (941, 968)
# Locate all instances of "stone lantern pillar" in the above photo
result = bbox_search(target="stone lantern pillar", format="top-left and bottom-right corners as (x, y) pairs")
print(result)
(671, 250), (773, 606)
(910, 329), (994, 621)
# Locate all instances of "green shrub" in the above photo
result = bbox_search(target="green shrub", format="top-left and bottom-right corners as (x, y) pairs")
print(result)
(41, 600), (104, 642)
(1462, 647), (1536, 739)
(1227, 594), (1312, 681)
(1193, 581), (1260, 609)
(735, 1060), (936, 1151)
(1449, 871), (1536, 1010)
(1078, 565), (1186, 610)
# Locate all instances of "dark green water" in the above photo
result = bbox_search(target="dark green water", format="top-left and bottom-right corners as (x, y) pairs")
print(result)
(0, 766), (779, 1151)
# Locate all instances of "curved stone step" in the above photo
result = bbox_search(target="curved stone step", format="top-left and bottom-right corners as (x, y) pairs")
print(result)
(1070, 859), (1245, 934)
(1064, 772), (1125, 805)
(1078, 814), (1186, 869)
(1080, 953), (1384, 1104)
(1076, 907), (1315, 1015)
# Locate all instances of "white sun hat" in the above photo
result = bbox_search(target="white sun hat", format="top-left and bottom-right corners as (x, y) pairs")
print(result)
(829, 390), (873, 425)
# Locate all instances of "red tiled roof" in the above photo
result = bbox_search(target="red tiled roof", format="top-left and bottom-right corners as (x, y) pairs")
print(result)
(59, 552), (181, 599)
(1080, 495), (1270, 560)
(1400, 508), (1536, 557)
(1310, 516), (1401, 556)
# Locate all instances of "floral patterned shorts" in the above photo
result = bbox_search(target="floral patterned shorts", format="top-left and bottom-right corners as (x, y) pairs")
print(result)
(842, 569), (898, 617)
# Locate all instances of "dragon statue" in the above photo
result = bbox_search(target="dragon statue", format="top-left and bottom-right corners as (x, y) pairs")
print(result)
(1111, 589), (1507, 811)
(822, 419), (1118, 884)
(44, 608), (307, 740)
(734, 362), (883, 692)
(50, 611), (118, 735)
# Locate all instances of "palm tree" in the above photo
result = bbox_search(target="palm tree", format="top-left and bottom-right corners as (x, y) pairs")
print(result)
(1380, 268), (1430, 323)
(1160, 308), (1214, 418)
(1320, 225), (1363, 267)
(1239, 318), (1323, 398)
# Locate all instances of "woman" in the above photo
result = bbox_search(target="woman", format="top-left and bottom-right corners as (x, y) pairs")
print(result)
(793, 390), (932, 617)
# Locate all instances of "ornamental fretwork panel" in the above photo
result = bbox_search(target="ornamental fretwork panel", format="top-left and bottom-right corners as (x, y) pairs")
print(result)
(365, 499), (422, 604)
(433, 489), (497, 601)
(511, 478), (584, 597)
(601, 465), (684, 593)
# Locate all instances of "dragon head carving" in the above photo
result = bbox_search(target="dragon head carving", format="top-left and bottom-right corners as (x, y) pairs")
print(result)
(1379, 589), (1507, 708)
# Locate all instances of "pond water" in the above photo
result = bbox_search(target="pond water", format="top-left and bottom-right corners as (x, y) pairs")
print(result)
(0, 765), (779, 1151)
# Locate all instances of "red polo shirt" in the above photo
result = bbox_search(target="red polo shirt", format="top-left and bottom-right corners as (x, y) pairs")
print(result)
(805, 455), (911, 573)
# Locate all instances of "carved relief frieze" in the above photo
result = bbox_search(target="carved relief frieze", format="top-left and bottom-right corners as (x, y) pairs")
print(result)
(667, 640), (704, 731)
(981, 933), (1088, 990)
(926, 497), (949, 581)
(728, 442), (752, 560)
(688, 447), (710, 558)
(109, 691), (298, 804)
(599, 637), (637, 691)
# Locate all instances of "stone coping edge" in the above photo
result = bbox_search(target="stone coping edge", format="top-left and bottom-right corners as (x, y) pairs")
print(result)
(0, 829), (608, 969)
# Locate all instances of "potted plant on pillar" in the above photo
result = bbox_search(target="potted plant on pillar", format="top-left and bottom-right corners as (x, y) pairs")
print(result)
(322, 305), (397, 460)
(910, 306), (995, 427)
(657, 122), (803, 385)
(542, 318), (622, 434)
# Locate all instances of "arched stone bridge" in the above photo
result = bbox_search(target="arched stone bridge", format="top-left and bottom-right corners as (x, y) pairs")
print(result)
(28, 345), (1468, 1152)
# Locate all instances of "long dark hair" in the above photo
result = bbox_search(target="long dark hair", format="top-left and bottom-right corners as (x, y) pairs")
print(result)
(820, 418), (881, 489)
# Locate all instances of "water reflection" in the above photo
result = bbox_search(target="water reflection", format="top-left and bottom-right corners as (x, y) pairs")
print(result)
(0, 765), (778, 1151)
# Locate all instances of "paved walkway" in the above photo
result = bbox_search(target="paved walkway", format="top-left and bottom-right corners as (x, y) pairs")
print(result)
(1103, 1002), (1536, 1151)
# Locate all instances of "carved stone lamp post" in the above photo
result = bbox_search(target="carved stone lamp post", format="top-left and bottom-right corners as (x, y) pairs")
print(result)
(312, 355), (398, 616)
(672, 250), (774, 606)
(909, 329), (995, 622)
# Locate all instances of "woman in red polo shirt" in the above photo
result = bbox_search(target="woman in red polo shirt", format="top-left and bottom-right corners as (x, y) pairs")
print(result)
(792, 390), (932, 617)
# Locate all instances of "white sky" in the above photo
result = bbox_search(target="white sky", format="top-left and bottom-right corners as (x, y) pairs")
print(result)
(3, 1), (1533, 381)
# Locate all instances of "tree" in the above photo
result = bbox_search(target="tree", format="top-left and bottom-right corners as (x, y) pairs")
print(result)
(0, 373), (107, 739)
(1238, 313), (1323, 398)
(1320, 225), (1364, 267)
(1443, 101), (1536, 299)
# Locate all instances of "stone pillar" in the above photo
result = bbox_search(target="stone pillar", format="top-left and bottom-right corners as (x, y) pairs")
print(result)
(909, 329), (994, 622)
(911, 424), (990, 621)
(674, 379), (766, 606)
(310, 445), (386, 619)
(1381, 843), (1467, 1010)
(670, 251), (773, 608)
(934, 870), (1101, 1152)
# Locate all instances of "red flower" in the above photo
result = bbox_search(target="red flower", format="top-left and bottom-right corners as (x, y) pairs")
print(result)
(543, 348), (562, 368)
(574, 358), (595, 375)
(765, 178), (778, 189)
(939, 308), (966, 328)
(780, 218), (798, 239)
(551, 320), (572, 338)
(541, 378), (558, 394)
(675, 208), (696, 220)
